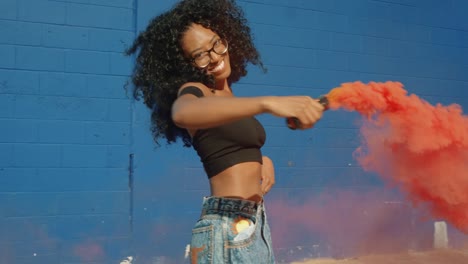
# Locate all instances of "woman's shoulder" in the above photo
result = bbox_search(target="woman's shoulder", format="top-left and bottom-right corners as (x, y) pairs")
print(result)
(178, 82), (212, 97)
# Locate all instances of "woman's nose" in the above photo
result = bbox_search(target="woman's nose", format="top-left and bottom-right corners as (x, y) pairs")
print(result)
(208, 50), (222, 62)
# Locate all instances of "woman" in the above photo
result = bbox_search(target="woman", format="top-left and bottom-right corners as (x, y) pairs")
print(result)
(126, 0), (324, 263)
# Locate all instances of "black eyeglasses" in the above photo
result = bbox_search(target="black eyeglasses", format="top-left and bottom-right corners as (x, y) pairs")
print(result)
(190, 39), (228, 68)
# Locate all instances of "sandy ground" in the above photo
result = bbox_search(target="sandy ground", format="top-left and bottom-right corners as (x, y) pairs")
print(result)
(292, 249), (468, 264)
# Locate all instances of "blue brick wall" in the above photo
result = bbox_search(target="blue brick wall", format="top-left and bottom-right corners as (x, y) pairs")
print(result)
(0, 0), (135, 263)
(2, 0), (468, 263)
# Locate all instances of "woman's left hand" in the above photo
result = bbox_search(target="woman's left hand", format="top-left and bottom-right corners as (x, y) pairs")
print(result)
(261, 156), (275, 195)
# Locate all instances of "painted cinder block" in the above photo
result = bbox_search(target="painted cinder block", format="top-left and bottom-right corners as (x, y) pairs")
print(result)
(108, 99), (132, 122)
(0, 20), (44, 46)
(35, 168), (128, 192)
(84, 122), (130, 145)
(66, 3), (133, 31)
(39, 72), (87, 97)
(0, 0), (17, 20)
(43, 24), (89, 50)
(0, 69), (40, 94)
(65, 50), (110, 74)
(0, 119), (37, 143)
(38, 120), (85, 144)
(56, 192), (129, 215)
(61, 145), (109, 168)
(18, 0), (66, 24)
(0, 45), (15, 69)
(88, 28), (135, 52)
(16, 46), (65, 72)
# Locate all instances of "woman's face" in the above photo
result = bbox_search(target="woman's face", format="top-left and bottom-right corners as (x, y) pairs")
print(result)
(181, 23), (231, 81)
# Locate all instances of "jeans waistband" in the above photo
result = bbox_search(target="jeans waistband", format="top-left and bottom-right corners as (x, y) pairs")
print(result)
(201, 196), (261, 217)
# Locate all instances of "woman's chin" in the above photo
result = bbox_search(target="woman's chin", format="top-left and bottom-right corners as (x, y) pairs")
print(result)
(212, 69), (231, 81)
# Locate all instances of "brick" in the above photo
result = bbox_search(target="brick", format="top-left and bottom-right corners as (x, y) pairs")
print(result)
(55, 215), (129, 239)
(18, 0), (66, 24)
(388, 3), (419, 24)
(393, 76), (440, 96)
(84, 122), (130, 145)
(14, 21), (44, 46)
(0, 20), (18, 45)
(0, 119), (37, 143)
(88, 28), (135, 52)
(348, 53), (398, 75)
(62, 145), (108, 167)
(361, 36), (389, 56)
(288, 147), (355, 168)
(0, 69), (40, 94)
(65, 50), (110, 74)
(437, 80), (467, 97)
(16, 46), (65, 72)
(333, 0), (374, 18)
(347, 17), (379, 37)
(387, 39), (419, 59)
(404, 24), (432, 43)
(3, 193), (58, 217)
(86, 75), (128, 99)
(93, 0), (134, 9)
(1, 216), (57, 242)
(106, 145), (130, 167)
(14, 95), (108, 121)
(39, 72), (87, 97)
(104, 237), (132, 262)
(0, 45), (15, 69)
(57, 191), (129, 214)
(109, 52), (132, 76)
(316, 12), (347, 32)
(0, 144), (14, 167)
(315, 50), (348, 71)
(66, 3), (133, 31)
(331, 33), (362, 53)
(304, 0), (337, 10)
(0, 168), (37, 192)
(36, 168), (128, 191)
(244, 3), (317, 29)
(43, 24), (89, 49)
(38, 120), (85, 144)
(0, 0), (16, 20)
(108, 99), (132, 122)
(258, 24), (331, 50)
(183, 168), (208, 191)
(313, 128), (360, 148)
(0, 94), (15, 118)
(11, 254), (60, 264)
(261, 44), (317, 69)
(13, 144), (61, 168)
(277, 167), (362, 188)
(58, 238), (107, 263)
(431, 27), (464, 47)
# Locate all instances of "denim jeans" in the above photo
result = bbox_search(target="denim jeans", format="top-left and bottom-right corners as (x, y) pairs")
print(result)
(190, 196), (275, 264)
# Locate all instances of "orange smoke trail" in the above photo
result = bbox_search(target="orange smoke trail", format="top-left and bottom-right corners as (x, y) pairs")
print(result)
(327, 81), (468, 233)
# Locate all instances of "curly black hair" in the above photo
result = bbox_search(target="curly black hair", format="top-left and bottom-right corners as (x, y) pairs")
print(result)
(126, 0), (265, 147)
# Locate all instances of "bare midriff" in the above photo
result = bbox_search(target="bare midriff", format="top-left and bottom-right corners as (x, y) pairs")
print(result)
(209, 161), (263, 202)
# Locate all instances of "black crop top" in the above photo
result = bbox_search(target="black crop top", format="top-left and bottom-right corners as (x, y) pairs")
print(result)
(178, 86), (266, 178)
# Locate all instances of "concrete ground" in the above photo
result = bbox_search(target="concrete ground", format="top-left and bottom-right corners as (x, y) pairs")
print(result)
(292, 249), (468, 264)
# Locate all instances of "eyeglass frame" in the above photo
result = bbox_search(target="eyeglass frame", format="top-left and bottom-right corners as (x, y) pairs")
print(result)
(189, 38), (229, 68)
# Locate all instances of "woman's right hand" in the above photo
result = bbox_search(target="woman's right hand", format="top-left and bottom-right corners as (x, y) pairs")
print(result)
(262, 96), (325, 129)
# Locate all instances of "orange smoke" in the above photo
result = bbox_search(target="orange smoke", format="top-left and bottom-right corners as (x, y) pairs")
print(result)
(327, 81), (468, 233)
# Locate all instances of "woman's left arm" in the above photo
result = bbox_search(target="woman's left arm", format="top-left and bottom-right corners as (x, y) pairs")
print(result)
(261, 156), (275, 195)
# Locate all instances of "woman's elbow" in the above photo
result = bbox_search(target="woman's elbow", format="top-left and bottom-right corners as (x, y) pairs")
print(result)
(171, 110), (187, 128)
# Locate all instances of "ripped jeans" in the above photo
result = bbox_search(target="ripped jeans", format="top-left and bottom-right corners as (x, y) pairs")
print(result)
(190, 196), (275, 264)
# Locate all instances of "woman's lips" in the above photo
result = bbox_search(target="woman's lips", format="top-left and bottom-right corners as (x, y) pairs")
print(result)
(209, 60), (225, 73)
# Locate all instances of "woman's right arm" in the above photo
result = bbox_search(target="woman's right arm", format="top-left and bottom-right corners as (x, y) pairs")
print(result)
(171, 91), (324, 130)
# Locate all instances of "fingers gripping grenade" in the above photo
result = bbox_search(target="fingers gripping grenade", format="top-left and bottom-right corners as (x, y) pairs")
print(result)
(286, 96), (329, 130)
